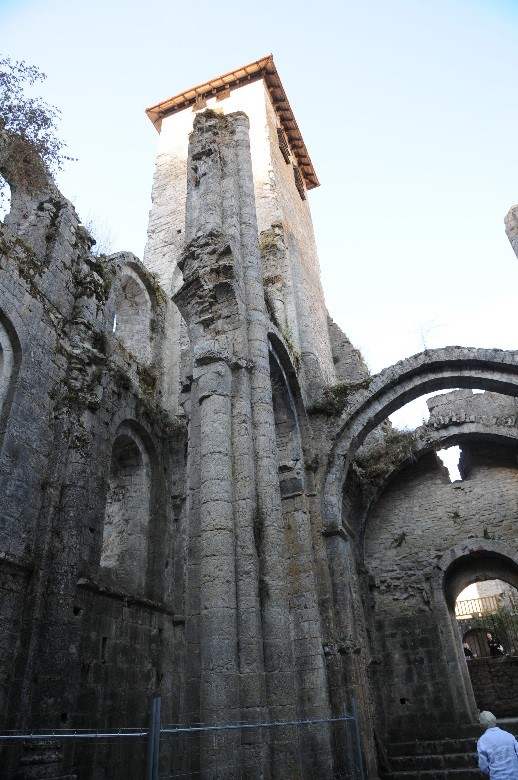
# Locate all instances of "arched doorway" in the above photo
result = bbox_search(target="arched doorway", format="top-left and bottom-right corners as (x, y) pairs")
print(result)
(444, 550), (518, 717)
(457, 578), (518, 657)
(362, 433), (518, 738)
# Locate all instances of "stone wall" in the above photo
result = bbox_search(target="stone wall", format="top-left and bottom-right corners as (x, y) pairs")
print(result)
(427, 389), (518, 435)
(468, 656), (518, 717)
(0, 128), (187, 779)
(365, 447), (518, 616)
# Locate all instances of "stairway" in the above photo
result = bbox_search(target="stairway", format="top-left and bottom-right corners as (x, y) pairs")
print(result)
(382, 736), (479, 778)
(381, 719), (518, 779)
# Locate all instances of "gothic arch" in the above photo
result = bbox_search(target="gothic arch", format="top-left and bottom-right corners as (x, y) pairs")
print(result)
(100, 421), (157, 593)
(114, 263), (154, 364)
(323, 347), (518, 532)
(0, 310), (22, 452)
(437, 540), (518, 600)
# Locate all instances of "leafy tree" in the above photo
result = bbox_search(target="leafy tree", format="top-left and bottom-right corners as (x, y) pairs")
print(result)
(0, 56), (72, 203)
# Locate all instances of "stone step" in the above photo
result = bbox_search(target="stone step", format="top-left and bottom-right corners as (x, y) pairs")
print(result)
(382, 771), (481, 780)
(388, 738), (477, 757)
(390, 752), (477, 771)
(383, 719), (518, 777)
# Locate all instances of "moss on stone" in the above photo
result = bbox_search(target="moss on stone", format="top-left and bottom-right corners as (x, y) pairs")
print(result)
(91, 330), (108, 354)
(354, 429), (418, 495)
(307, 378), (372, 417)
(138, 365), (158, 395)
(138, 395), (187, 437)
(113, 366), (132, 391)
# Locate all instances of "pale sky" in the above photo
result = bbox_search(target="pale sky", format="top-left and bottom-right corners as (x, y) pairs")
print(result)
(2, 0), (517, 431)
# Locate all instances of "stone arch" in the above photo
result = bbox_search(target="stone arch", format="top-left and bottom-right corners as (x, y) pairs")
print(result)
(114, 263), (154, 364)
(438, 541), (518, 605)
(0, 310), (22, 452)
(436, 542), (518, 717)
(100, 421), (157, 592)
(323, 347), (518, 532)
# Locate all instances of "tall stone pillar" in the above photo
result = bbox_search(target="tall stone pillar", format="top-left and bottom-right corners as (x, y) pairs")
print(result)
(233, 113), (302, 776)
(195, 354), (240, 777)
(174, 109), (309, 778)
(174, 111), (271, 778)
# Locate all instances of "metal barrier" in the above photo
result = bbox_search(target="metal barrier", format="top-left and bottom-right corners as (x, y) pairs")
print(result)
(0, 700), (364, 779)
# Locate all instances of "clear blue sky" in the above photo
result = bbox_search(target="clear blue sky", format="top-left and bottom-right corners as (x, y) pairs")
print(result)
(2, 0), (517, 428)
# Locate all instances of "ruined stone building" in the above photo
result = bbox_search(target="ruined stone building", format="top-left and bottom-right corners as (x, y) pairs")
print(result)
(0, 55), (517, 779)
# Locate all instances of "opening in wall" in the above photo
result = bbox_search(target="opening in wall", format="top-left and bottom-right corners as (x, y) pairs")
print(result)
(437, 446), (461, 481)
(101, 431), (151, 592)
(0, 180), (11, 222)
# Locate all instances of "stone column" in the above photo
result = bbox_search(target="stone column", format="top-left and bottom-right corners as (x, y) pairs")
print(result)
(231, 362), (270, 777)
(195, 354), (240, 777)
(233, 114), (301, 777)
(324, 529), (379, 780)
(176, 110), (270, 777)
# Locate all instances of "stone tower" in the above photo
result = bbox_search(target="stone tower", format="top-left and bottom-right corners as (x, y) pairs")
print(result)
(142, 55), (350, 778)
(144, 54), (337, 401)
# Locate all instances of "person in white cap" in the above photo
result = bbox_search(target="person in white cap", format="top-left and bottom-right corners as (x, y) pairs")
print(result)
(477, 711), (518, 778)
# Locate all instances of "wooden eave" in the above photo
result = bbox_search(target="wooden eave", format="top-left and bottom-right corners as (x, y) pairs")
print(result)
(145, 55), (319, 190)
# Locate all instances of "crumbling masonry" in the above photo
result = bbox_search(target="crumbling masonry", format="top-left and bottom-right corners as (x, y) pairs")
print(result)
(0, 55), (517, 779)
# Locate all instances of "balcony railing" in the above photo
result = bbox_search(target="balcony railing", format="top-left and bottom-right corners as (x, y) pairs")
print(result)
(455, 595), (500, 618)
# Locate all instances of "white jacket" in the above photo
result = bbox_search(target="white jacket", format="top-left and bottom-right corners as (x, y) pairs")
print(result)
(477, 727), (518, 779)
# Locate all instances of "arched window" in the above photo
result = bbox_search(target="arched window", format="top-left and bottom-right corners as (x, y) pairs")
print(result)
(101, 425), (152, 592)
(0, 311), (21, 450)
(114, 266), (152, 363)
